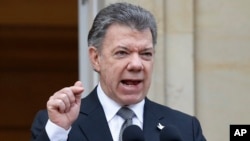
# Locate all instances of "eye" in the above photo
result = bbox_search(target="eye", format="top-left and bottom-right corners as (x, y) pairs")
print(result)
(142, 52), (152, 57)
(114, 50), (128, 58)
(140, 51), (153, 60)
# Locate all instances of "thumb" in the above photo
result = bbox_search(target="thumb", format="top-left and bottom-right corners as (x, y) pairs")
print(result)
(71, 81), (84, 94)
(74, 81), (83, 87)
(73, 81), (84, 104)
(75, 92), (82, 104)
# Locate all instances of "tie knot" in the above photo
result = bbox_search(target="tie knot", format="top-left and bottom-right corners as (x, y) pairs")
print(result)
(117, 107), (135, 120)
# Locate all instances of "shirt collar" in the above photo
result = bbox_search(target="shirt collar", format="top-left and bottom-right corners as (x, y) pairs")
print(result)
(97, 83), (144, 123)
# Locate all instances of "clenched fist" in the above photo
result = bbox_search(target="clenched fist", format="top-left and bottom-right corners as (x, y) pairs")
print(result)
(46, 81), (84, 130)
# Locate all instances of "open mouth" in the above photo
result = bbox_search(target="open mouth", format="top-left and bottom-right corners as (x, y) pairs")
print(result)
(121, 80), (142, 86)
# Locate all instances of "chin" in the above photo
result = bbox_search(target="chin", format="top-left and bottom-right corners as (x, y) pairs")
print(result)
(122, 97), (143, 105)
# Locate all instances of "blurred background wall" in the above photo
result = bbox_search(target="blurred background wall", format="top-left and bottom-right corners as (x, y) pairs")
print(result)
(0, 0), (249, 141)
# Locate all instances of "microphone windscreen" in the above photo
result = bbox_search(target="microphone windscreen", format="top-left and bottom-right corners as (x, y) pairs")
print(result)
(122, 125), (145, 141)
(160, 125), (182, 141)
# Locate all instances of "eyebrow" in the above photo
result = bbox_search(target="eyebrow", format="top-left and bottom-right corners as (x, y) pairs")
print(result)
(142, 48), (154, 51)
(117, 46), (129, 50)
(116, 46), (154, 51)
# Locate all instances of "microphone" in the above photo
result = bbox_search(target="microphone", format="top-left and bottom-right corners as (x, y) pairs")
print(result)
(159, 125), (183, 141)
(122, 125), (145, 141)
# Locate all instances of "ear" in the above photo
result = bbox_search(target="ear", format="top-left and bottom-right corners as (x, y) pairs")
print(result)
(89, 46), (100, 72)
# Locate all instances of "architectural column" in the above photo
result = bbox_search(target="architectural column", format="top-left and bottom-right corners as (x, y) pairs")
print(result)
(164, 0), (195, 115)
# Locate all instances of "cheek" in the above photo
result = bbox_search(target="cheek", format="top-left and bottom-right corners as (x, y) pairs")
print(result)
(100, 63), (119, 83)
(145, 62), (154, 75)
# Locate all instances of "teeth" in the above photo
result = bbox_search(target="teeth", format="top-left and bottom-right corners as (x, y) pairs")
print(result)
(122, 80), (140, 85)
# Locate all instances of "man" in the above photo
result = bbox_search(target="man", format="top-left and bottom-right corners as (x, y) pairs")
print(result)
(31, 2), (206, 141)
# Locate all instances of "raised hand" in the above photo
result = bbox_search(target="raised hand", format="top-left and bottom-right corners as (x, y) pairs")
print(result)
(46, 81), (84, 130)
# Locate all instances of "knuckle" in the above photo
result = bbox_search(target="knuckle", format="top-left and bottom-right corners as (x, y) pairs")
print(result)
(60, 93), (68, 99)
(63, 87), (72, 93)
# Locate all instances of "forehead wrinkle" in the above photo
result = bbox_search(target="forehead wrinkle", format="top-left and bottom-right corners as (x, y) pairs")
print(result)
(116, 44), (153, 52)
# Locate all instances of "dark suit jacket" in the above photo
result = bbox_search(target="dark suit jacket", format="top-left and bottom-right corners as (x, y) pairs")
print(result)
(31, 87), (206, 141)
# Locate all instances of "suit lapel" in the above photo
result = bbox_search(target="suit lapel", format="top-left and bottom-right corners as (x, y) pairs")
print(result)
(77, 88), (113, 141)
(74, 89), (168, 141)
(143, 98), (164, 141)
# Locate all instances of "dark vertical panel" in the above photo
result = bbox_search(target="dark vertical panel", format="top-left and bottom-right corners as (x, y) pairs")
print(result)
(0, 24), (78, 141)
(0, 1), (78, 141)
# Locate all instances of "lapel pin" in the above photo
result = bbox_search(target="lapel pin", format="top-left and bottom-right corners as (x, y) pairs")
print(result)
(157, 123), (165, 130)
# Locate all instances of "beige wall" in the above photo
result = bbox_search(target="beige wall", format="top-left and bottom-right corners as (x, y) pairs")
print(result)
(83, 0), (250, 140)
(195, 0), (250, 140)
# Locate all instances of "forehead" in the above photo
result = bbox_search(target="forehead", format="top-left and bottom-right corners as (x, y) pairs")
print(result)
(103, 24), (153, 49)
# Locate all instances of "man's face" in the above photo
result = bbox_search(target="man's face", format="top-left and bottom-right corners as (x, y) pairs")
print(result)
(89, 24), (154, 106)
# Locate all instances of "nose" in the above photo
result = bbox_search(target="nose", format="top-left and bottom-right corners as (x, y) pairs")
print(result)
(127, 54), (143, 72)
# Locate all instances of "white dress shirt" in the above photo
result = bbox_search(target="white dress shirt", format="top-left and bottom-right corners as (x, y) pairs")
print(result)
(45, 83), (145, 141)
(97, 83), (144, 141)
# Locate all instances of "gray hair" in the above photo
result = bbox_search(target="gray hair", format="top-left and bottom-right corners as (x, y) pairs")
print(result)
(87, 2), (157, 49)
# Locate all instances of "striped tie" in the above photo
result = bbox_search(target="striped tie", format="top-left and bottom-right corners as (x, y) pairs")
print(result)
(117, 107), (135, 141)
